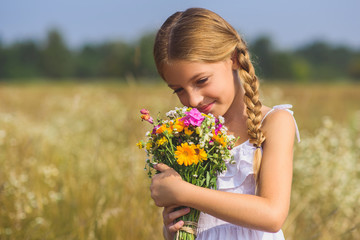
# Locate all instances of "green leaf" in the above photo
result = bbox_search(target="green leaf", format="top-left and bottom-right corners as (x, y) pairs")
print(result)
(206, 172), (210, 187)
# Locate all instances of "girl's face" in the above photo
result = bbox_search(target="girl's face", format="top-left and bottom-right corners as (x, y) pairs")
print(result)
(162, 59), (241, 117)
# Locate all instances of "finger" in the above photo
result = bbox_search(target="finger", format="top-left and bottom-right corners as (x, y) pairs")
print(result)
(163, 206), (190, 225)
(168, 207), (190, 222)
(153, 163), (171, 172)
(167, 220), (184, 233)
(163, 205), (182, 216)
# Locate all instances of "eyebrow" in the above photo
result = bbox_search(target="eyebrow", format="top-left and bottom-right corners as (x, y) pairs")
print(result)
(167, 72), (205, 88)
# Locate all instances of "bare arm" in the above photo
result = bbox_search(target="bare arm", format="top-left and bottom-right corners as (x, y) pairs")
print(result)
(151, 110), (296, 233)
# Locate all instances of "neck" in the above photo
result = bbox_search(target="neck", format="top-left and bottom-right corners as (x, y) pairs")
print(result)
(223, 75), (249, 143)
(223, 99), (247, 137)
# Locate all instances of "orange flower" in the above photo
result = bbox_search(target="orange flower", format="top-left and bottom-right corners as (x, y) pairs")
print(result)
(175, 143), (198, 166)
(156, 124), (172, 134)
(140, 109), (153, 124)
(195, 145), (207, 162)
(212, 130), (226, 147)
(172, 118), (185, 132)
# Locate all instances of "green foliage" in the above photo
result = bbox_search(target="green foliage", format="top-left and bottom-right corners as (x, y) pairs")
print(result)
(134, 32), (158, 77)
(0, 40), (42, 79)
(0, 30), (359, 82)
(42, 29), (73, 78)
(295, 41), (354, 80)
(250, 36), (274, 77)
(348, 53), (360, 79)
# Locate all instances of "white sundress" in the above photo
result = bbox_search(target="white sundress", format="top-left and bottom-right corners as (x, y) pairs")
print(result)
(196, 104), (301, 240)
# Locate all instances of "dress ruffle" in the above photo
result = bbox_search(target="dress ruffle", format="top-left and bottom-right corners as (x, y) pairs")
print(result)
(197, 223), (285, 240)
(217, 140), (256, 194)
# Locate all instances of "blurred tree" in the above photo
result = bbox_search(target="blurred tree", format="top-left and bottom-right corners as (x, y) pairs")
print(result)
(250, 36), (275, 78)
(0, 40), (5, 79)
(134, 32), (157, 78)
(295, 41), (336, 79)
(291, 57), (311, 82)
(74, 44), (103, 78)
(0, 31), (358, 82)
(99, 41), (135, 78)
(0, 40), (42, 79)
(271, 52), (295, 80)
(295, 41), (356, 80)
(348, 53), (360, 80)
(331, 46), (352, 76)
(41, 29), (72, 78)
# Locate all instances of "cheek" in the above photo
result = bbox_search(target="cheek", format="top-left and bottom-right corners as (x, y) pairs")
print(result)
(177, 94), (189, 107)
(208, 82), (228, 98)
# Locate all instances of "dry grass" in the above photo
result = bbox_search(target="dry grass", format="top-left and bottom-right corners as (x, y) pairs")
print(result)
(0, 82), (359, 239)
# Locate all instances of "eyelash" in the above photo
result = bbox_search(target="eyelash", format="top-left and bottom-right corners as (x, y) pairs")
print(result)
(197, 77), (208, 84)
(173, 88), (182, 94)
(172, 77), (208, 94)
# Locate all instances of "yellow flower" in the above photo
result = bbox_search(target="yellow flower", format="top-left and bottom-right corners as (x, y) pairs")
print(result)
(175, 143), (198, 166)
(136, 141), (143, 149)
(145, 142), (152, 151)
(195, 145), (207, 162)
(156, 137), (168, 146)
(184, 127), (194, 136)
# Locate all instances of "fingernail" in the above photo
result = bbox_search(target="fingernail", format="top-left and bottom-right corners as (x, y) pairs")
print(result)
(151, 163), (158, 167)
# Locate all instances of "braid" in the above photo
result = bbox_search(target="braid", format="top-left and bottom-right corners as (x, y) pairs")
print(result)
(236, 42), (266, 189)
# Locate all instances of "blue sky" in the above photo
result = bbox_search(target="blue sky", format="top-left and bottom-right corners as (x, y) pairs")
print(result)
(0, 0), (359, 49)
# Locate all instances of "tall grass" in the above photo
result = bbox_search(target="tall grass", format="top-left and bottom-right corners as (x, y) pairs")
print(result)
(0, 82), (359, 239)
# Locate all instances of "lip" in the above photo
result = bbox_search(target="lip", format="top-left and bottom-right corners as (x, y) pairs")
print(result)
(197, 102), (215, 114)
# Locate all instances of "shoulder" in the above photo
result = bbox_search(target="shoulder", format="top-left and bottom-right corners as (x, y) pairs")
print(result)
(261, 106), (296, 146)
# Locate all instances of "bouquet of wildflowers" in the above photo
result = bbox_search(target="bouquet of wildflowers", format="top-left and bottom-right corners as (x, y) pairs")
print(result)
(137, 107), (236, 240)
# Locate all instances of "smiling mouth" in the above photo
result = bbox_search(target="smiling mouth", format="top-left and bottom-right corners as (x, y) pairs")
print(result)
(197, 102), (215, 113)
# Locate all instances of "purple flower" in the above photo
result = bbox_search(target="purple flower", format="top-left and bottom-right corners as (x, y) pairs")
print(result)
(152, 124), (161, 134)
(181, 108), (204, 127)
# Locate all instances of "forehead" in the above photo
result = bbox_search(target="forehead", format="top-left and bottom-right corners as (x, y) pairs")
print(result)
(162, 60), (229, 85)
(162, 60), (206, 84)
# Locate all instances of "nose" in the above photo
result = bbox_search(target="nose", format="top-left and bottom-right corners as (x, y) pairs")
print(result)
(187, 90), (203, 108)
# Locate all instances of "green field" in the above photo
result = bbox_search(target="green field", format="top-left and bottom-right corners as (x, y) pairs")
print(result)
(0, 82), (359, 239)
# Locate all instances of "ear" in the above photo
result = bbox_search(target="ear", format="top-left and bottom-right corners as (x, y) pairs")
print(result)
(231, 50), (239, 70)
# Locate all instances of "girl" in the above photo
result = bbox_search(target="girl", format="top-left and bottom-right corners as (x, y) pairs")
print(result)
(150, 8), (300, 240)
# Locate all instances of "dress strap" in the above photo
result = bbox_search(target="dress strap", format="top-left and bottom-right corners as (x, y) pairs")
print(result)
(261, 104), (300, 142)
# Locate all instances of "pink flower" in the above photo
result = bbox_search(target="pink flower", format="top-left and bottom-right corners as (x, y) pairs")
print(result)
(181, 108), (204, 127)
(140, 109), (154, 124)
(140, 109), (150, 115)
(214, 123), (222, 135)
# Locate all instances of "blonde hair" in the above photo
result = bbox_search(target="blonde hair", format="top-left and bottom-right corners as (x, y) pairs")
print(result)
(153, 8), (265, 186)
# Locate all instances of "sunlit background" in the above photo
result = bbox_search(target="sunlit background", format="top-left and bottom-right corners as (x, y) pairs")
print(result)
(0, 1), (360, 239)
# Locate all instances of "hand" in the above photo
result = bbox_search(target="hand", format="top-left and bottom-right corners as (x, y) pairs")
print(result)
(162, 205), (191, 240)
(150, 163), (184, 207)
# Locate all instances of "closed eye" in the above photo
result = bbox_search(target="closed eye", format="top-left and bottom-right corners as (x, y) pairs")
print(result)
(170, 77), (208, 94)
(173, 88), (183, 94)
(197, 77), (208, 85)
